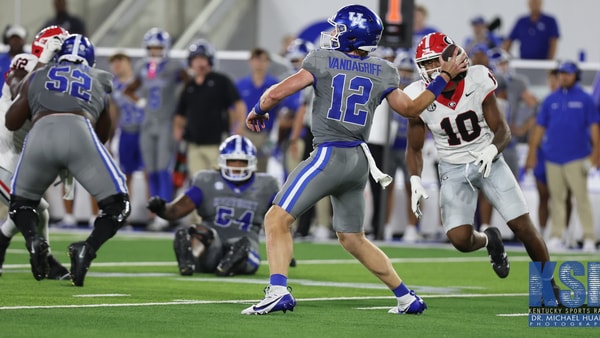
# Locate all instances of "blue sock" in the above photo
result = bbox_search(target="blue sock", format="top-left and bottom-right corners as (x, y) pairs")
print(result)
(270, 274), (287, 287)
(392, 282), (410, 297)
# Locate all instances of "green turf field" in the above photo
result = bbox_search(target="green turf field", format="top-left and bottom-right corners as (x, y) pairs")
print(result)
(0, 229), (597, 337)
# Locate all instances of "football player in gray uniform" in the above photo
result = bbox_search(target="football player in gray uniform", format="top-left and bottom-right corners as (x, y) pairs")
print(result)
(6, 34), (129, 286)
(242, 5), (467, 315)
(147, 135), (279, 277)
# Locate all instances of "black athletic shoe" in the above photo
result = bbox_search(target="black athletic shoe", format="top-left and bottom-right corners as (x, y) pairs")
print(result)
(173, 228), (195, 276)
(47, 254), (70, 280)
(484, 227), (509, 278)
(0, 232), (11, 276)
(289, 257), (297, 267)
(216, 237), (250, 276)
(68, 241), (96, 286)
(27, 235), (50, 281)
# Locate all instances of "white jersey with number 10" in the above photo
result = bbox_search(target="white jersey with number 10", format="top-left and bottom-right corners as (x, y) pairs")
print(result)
(404, 64), (498, 164)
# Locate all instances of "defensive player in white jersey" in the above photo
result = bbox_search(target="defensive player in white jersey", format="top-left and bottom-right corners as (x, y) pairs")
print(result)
(405, 33), (555, 291)
(0, 26), (70, 279)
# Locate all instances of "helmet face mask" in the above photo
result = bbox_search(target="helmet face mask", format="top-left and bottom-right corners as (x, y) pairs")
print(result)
(320, 5), (383, 53)
(415, 32), (455, 84)
(218, 135), (257, 182)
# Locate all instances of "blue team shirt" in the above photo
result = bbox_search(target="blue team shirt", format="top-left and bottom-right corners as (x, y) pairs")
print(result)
(537, 85), (600, 164)
(112, 78), (145, 132)
(236, 74), (280, 131)
(508, 13), (559, 59)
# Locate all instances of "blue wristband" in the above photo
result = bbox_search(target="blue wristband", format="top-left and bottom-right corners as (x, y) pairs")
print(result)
(253, 102), (267, 116)
(426, 75), (449, 98)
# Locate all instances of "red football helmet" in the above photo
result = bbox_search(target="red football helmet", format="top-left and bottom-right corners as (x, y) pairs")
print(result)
(414, 32), (455, 84)
(31, 25), (70, 58)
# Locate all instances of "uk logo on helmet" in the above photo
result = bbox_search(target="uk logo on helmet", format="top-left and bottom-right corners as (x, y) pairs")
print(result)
(349, 12), (367, 28)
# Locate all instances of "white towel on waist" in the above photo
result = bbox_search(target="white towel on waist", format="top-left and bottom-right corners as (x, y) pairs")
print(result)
(360, 143), (393, 189)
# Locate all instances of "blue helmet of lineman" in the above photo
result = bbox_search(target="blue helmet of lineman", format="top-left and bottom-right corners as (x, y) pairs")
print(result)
(393, 51), (416, 86)
(57, 34), (95, 67)
(143, 27), (170, 58)
(218, 135), (257, 182)
(320, 4), (383, 53)
(285, 38), (315, 61)
(188, 38), (215, 66)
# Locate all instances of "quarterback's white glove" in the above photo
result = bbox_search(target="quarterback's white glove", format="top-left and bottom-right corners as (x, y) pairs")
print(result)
(469, 145), (498, 178)
(38, 36), (63, 64)
(410, 175), (429, 219)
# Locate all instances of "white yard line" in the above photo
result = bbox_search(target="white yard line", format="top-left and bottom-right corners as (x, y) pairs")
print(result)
(0, 292), (528, 311)
(3, 254), (597, 270)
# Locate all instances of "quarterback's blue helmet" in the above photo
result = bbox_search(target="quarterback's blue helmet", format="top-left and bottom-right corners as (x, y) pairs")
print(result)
(188, 39), (215, 66)
(57, 34), (95, 67)
(218, 135), (257, 182)
(320, 4), (383, 53)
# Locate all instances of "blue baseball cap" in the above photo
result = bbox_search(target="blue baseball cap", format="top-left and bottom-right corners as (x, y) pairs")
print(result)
(471, 16), (485, 25)
(558, 61), (578, 74)
(469, 43), (489, 56)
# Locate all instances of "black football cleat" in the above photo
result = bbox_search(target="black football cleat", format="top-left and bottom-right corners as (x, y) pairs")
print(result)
(27, 235), (50, 281)
(0, 232), (11, 277)
(484, 227), (509, 278)
(216, 237), (250, 276)
(47, 254), (70, 280)
(68, 241), (96, 286)
(173, 228), (195, 276)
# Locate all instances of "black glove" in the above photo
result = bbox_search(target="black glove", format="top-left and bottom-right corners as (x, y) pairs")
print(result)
(147, 196), (166, 217)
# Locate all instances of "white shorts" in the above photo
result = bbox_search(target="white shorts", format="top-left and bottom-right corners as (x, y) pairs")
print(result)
(437, 155), (529, 232)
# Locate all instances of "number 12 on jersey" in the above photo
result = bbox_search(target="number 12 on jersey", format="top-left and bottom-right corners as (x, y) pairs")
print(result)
(327, 74), (373, 126)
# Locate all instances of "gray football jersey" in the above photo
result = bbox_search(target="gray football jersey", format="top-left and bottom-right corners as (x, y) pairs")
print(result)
(28, 63), (113, 122)
(190, 171), (279, 244)
(303, 49), (400, 145)
(134, 58), (184, 124)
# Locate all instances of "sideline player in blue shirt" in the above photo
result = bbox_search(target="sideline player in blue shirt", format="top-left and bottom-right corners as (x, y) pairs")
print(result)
(526, 61), (600, 252)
